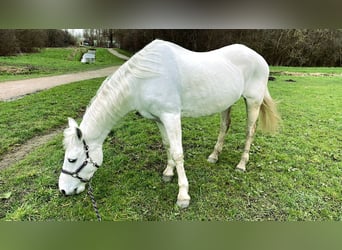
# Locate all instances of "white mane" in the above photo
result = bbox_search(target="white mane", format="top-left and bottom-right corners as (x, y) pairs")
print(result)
(80, 40), (166, 138)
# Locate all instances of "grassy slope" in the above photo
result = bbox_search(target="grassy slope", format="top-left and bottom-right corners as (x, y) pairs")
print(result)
(0, 78), (104, 156)
(0, 47), (124, 82)
(113, 48), (134, 58)
(0, 69), (341, 221)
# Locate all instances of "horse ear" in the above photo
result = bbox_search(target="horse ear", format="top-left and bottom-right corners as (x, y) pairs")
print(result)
(68, 117), (78, 128)
(76, 127), (83, 140)
(68, 118), (82, 140)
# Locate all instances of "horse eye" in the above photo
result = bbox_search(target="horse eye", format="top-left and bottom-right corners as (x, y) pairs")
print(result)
(68, 158), (77, 163)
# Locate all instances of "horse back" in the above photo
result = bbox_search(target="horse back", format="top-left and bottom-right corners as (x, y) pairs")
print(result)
(133, 40), (269, 118)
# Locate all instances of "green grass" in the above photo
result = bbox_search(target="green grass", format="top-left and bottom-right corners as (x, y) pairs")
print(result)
(0, 47), (124, 82)
(0, 78), (105, 156)
(114, 48), (134, 58)
(0, 68), (341, 221)
(270, 66), (342, 74)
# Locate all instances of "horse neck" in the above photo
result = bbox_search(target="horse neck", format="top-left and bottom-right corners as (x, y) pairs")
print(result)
(79, 72), (135, 145)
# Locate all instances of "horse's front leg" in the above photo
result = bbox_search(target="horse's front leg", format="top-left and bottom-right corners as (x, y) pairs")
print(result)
(160, 113), (190, 208)
(156, 122), (175, 182)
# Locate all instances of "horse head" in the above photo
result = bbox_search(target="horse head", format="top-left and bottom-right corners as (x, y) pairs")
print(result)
(58, 118), (103, 196)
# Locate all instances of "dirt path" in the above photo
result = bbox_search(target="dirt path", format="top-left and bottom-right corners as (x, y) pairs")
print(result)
(107, 48), (131, 60)
(0, 66), (121, 101)
(0, 129), (63, 170)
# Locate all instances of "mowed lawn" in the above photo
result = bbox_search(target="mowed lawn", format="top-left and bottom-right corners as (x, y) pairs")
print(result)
(0, 47), (125, 82)
(0, 68), (341, 221)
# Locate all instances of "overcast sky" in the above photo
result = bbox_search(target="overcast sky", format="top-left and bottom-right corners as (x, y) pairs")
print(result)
(67, 29), (84, 37)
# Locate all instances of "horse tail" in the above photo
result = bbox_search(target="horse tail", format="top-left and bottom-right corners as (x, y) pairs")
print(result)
(259, 88), (281, 134)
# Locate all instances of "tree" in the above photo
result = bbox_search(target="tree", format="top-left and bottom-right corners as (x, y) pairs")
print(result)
(0, 29), (77, 56)
(46, 29), (76, 47)
(0, 30), (18, 56)
(15, 29), (47, 53)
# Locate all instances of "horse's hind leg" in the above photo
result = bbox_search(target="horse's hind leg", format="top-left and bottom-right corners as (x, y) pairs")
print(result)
(236, 98), (261, 172)
(208, 107), (232, 163)
(156, 122), (175, 182)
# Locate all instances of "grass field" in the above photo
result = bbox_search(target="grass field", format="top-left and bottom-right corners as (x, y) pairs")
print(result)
(0, 47), (125, 82)
(0, 78), (104, 156)
(270, 66), (342, 75)
(0, 67), (341, 221)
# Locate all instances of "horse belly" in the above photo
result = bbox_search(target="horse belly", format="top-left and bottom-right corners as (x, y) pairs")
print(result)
(180, 72), (243, 117)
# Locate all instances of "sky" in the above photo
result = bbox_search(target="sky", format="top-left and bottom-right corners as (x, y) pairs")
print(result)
(67, 29), (84, 37)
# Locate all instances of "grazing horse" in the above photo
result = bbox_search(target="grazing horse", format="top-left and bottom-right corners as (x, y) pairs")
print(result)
(58, 39), (280, 208)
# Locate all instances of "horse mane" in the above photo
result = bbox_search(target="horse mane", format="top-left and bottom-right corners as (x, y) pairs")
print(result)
(80, 40), (165, 135)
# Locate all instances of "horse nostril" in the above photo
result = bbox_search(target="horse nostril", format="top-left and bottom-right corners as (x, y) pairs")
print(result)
(61, 189), (66, 196)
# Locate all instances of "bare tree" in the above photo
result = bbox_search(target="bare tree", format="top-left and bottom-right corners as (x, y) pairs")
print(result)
(15, 29), (47, 53)
(0, 30), (18, 56)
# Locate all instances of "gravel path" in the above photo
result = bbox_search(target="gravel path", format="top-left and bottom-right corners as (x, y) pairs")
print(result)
(0, 48), (130, 101)
(0, 66), (120, 101)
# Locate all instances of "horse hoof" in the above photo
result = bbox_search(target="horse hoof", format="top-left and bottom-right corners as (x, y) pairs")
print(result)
(235, 166), (246, 172)
(162, 175), (173, 182)
(207, 157), (218, 164)
(177, 199), (190, 209)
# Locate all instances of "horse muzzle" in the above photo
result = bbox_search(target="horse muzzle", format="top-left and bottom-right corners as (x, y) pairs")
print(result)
(60, 184), (86, 196)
